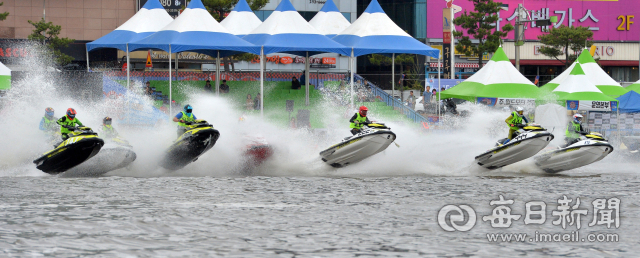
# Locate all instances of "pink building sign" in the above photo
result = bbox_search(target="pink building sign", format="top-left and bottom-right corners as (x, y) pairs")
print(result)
(427, 0), (639, 41)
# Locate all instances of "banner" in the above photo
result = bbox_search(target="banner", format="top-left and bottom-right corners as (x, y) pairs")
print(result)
(567, 100), (616, 111)
(478, 97), (535, 109)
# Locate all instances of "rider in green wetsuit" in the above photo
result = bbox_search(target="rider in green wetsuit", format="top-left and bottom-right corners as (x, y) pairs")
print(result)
(504, 106), (529, 143)
(56, 108), (83, 140)
(349, 106), (371, 135)
(172, 104), (197, 137)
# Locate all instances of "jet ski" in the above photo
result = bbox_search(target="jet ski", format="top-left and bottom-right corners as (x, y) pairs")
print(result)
(320, 123), (396, 168)
(62, 135), (137, 177)
(475, 123), (554, 170)
(33, 126), (104, 174)
(534, 132), (614, 173)
(160, 120), (220, 170)
(616, 136), (640, 161)
(239, 135), (274, 175)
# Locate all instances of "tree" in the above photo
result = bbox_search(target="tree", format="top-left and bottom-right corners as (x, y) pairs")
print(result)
(453, 0), (513, 68)
(0, 2), (9, 21)
(28, 18), (75, 66)
(202, 0), (269, 72)
(368, 54), (424, 91)
(537, 25), (593, 68)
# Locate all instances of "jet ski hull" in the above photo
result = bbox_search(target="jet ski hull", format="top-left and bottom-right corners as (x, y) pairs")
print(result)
(62, 144), (137, 177)
(535, 142), (614, 173)
(33, 137), (104, 174)
(320, 131), (396, 168)
(476, 132), (554, 170)
(245, 144), (273, 167)
(160, 128), (220, 170)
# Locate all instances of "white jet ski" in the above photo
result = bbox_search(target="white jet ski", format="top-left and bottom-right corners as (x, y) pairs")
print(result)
(475, 123), (554, 170)
(534, 132), (613, 173)
(320, 123), (396, 168)
(62, 136), (137, 177)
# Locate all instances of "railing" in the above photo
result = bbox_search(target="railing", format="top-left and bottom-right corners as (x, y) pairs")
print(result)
(355, 74), (430, 124)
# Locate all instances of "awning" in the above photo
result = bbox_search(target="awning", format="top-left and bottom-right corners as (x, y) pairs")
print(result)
(429, 63), (480, 68)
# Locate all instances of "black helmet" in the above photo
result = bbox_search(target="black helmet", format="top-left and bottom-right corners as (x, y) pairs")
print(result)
(103, 116), (112, 125)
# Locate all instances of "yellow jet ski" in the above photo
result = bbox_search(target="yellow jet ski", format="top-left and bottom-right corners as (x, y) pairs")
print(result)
(160, 120), (220, 170)
(33, 126), (104, 174)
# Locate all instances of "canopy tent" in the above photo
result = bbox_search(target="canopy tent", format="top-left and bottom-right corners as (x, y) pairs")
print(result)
(551, 63), (618, 103)
(331, 0), (439, 108)
(220, 0), (262, 37)
(440, 47), (539, 102)
(86, 0), (173, 88)
(540, 49), (627, 97)
(308, 0), (351, 38)
(242, 0), (350, 111)
(616, 90), (640, 113)
(129, 0), (260, 115)
(0, 60), (10, 91)
(626, 79), (640, 93)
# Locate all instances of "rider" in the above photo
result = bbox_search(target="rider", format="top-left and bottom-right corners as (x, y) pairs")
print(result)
(56, 108), (84, 140)
(504, 106), (529, 143)
(172, 104), (197, 137)
(102, 116), (118, 138)
(39, 107), (58, 133)
(349, 106), (371, 135)
(565, 114), (585, 146)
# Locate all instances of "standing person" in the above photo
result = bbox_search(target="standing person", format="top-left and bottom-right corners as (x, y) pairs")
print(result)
(291, 76), (301, 90)
(204, 80), (212, 93)
(56, 108), (84, 140)
(39, 107), (58, 133)
(349, 106), (371, 135)
(245, 94), (253, 110)
(430, 89), (438, 103)
(504, 106), (529, 143)
(406, 91), (416, 109)
(220, 80), (230, 93)
(299, 71), (306, 86)
(253, 93), (261, 110)
(172, 104), (197, 137)
(423, 86), (432, 105)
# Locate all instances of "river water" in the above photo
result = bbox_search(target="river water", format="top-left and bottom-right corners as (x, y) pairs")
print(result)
(1, 164), (638, 257)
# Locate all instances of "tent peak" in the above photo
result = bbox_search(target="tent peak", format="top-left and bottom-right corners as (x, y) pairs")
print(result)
(232, 0), (252, 12)
(275, 0), (297, 12)
(569, 63), (585, 75)
(363, 0), (385, 14)
(490, 47), (509, 62)
(577, 48), (596, 64)
(141, 0), (164, 10)
(186, 0), (206, 10)
(319, 0), (340, 13)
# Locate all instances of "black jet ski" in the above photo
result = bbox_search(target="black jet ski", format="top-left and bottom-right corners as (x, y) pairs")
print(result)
(33, 126), (104, 174)
(475, 123), (554, 170)
(320, 123), (396, 168)
(62, 135), (137, 177)
(160, 120), (220, 170)
(535, 132), (614, 173)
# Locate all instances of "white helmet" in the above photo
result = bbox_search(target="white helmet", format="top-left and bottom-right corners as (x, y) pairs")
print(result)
(573, 113), (583, 123)
(515, 106), (524, 116)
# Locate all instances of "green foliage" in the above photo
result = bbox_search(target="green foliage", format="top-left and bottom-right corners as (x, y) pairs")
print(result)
(0, 2), (9, 21)
(368, 54), (414, 66)
(452, 0), (513, 68)
(203, 0), (269, 22)
(537, 25), (593, 68)
(27, 18), (75, 66)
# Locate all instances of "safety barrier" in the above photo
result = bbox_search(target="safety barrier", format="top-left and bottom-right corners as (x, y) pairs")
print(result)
(354, 74), (429, 124)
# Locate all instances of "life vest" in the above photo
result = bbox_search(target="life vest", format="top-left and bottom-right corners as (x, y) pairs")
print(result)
(57, 116), (81, 134)
(507, 111), (523, 130)
(350, 113), (367, 129)
(565, 121), (582, 138)
(103, 125), (116, 137)
(42, 116), (56, 131)
(178, 111), (195, 127)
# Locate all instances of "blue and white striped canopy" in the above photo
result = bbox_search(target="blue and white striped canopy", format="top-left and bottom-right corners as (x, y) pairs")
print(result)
(332, 0), (439, 58)
(242, 0), (349, 56)
(309, 0), (351, 38)
(129, 0), (260, 56)
(87, 0), (173, 52)
(220, 0), (262, 37)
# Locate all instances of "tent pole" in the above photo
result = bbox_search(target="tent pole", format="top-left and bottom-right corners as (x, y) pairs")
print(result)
(216, 51), (220, 96)
(126, 44), (130, 89)
(176, 53), (179, 81)
(85, 45), (89, 72)
(392, 53), (395, 104)
(438, 55), (441, 118)
(305, 52), (310, 106)
(350, 48), (354, 108)
(169, 45), (172, 116)
(260, 46), (264, 117)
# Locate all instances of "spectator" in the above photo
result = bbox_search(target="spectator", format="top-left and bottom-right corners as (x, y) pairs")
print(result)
(204, 80), (212, 93)
(441, 87), (446, 92)
(144, 81), (153, 97)
(253, 93), (261, 110)
(430, 89), (438, 103)
(423, 86), (432, 105)
(289, 117), (296, 128)
(220, 80), (229, 93)
(406, 91), (416, 109)
(291, 76), (301, 90)
(299, 71), (306, 85)
(245, 94), (253, 110)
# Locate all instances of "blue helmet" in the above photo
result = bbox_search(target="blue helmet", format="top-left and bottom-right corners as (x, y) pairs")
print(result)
(184, 104), (193, 114)
(45, 107), (54, 117)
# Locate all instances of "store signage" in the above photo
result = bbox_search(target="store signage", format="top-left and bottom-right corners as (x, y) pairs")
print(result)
(138, 0), (184, 18)
(427, 0), (640, 41)
(534, 45), (615, 57)
(0, 47), (28, 58)
(250, 55), (326, 65)
(322, 57), (336, 64)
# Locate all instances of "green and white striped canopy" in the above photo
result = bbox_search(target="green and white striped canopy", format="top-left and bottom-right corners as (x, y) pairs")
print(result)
(627, 79), (640, 94)
(551, 63), (618, 103)
(0, 61), (10, 90)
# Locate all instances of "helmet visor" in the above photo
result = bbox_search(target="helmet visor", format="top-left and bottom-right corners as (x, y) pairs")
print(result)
(46, 111), (54, 117)
(517, 111), (524, 115)
(186, 108), (193, 114)
(105, 120), (112, 125)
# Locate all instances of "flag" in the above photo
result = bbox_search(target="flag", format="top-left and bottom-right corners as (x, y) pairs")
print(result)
(145, 50), (153, 68)
(534, 75), (539, 86)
